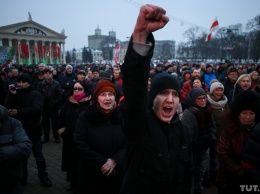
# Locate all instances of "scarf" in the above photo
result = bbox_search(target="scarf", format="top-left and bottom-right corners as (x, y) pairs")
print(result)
(73, 92), (86, 102)
(96, 102), (116, 118)
(207, 94), (228, 109)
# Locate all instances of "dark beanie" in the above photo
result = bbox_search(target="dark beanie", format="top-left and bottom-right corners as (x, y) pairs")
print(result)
(99, 71), (112, 80)
(17, 74), (31, 83)
(227, 67), (238, 75)
(231, 90), (260, 115)
(189, 88), (206, 101)
(149, 73), (180, 105)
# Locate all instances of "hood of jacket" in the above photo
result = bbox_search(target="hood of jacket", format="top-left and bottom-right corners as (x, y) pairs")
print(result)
(0, 105), (9, 119)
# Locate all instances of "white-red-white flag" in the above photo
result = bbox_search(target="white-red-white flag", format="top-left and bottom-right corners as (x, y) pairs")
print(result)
(205, 18), (219, 42)
(113, 42), (120, 66)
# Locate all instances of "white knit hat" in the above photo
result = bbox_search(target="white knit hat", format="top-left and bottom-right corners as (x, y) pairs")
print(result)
(210, 82), (224, 94)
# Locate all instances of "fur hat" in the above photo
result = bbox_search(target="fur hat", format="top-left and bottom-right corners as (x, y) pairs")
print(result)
(149, 73), (180, 106)
(93, 80), (117, 101)
(66, 65), (73, 70)
(17, 74), (31, 83)
(210, 82), (224, 94)
(231, 90), (260, 115)
(189, 88), (206, 101)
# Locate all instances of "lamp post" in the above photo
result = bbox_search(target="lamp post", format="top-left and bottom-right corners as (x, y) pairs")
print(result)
(222, 27), (238, 62)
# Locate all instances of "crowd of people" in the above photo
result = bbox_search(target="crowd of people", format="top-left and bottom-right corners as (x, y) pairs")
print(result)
(1, 4), (260, 194)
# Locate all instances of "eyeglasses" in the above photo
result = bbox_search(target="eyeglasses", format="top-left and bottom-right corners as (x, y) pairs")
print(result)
(196, 96), (207, 101)
(73, 88), (84, 91)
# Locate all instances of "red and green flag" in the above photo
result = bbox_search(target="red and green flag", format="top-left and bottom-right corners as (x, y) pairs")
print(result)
(0, 46), (16, 68)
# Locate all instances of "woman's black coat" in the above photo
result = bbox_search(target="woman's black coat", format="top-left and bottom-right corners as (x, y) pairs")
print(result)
(73, 104), (126, 194)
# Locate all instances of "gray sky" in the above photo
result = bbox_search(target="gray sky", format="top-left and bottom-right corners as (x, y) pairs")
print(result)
(1, 0), (259, 51)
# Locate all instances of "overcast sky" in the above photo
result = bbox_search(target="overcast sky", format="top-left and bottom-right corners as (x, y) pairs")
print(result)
(1, 0), (259, 51)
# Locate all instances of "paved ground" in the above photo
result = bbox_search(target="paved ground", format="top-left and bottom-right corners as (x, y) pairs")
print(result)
(23, 136), (69, 194)
(22, 136), (218, 194)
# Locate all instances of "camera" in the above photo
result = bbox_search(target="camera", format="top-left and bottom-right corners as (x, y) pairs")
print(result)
(10, 86), (22, 91)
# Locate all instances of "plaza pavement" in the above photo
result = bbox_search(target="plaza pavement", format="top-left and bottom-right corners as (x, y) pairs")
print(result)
(23, 136), (69, 194)
(22, 136), (217, 194)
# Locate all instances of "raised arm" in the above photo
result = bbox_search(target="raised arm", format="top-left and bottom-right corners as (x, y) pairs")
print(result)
(132, 4), (169, 43)
(120, 5), (169, 141)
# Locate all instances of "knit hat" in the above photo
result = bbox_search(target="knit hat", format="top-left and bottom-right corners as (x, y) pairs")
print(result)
(77, 70), (86, 76)
(99, 71), (112, 80)
(93, 80), (117, 101)
(231, 90), (260, 115)
(210, 82), (224, 94)
(210, 79), (219, 85)
(66, 65), (73, 70)
(44, 68), (53, 74)
(206, 64), (212, 69)
(92, 68), (99, 73)
(149, 73), (180, 105)
(17, 74), (31, 83)
(189, 88), (206, 101)
(71, 81), (91, 97)
(227, 67), (238, 75)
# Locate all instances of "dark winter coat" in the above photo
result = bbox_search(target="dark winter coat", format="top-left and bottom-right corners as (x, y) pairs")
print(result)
(60, 72), (77, 97)
(0, 105), (32, 191)
(217, 110), (252, 189)
(119, 34), (193, 194)
(58, 96), (92, 172)
(37, 78), (64, 110)
(221, 78), (235, 103)
(73, 104), (126, 194)
(181, 105), (216, 152)
(207, 93), (229, 139)
(4, 86), (43, 141)
(242, 122), (260, 184)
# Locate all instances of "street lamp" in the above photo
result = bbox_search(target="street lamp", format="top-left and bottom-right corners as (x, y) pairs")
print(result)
(222, 27), (238, 62)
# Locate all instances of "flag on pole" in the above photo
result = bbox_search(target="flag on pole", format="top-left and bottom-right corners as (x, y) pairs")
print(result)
(205, 18), (219, 42)
(0, 46), (16, 68)
(113, 42), (120, 66)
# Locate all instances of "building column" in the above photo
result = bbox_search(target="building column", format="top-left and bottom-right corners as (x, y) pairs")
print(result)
(26, 40), (31, 65)
(58, 43), (62, 65)
(49, 42), (52, 64)
(9, 39), (12, 47)
(18, 40), (21, 64)
(0, 38), (2, 46)
(62, 43), (66, 64)
(34, 41), (38, 64)
(42, 41), (46, 65)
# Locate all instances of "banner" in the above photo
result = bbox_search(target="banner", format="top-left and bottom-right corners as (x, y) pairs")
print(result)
(113, 42), (120, 66)
(17, 43), (30, 65)
(51, 44), (60, 65)
(38, 45), (47, 65)
(0, 46), (16, 68)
